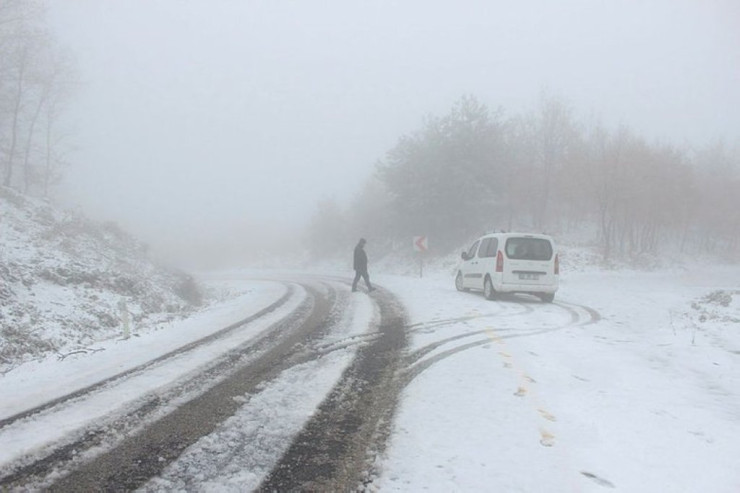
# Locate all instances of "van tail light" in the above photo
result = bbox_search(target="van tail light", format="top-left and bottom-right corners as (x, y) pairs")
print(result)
(554, 253), (560, 275)
(496, 251), (504, 272)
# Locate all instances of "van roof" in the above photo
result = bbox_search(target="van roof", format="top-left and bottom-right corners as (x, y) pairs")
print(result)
(479, 232), (554, 241)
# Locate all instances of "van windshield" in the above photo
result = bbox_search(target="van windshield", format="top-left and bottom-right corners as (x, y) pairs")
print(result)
(505, 238), (553, 261)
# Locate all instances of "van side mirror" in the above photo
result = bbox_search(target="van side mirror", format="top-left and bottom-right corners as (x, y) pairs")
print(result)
(461, 252), (469, 261)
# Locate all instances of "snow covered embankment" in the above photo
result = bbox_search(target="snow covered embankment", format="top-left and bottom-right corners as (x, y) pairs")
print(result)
(0, 186), (201, 373)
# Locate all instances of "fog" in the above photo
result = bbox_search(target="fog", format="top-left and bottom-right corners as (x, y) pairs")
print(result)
(47, 1), (740, 263)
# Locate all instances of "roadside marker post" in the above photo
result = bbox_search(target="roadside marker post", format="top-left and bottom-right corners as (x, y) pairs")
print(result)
(118, 298), (131, 340)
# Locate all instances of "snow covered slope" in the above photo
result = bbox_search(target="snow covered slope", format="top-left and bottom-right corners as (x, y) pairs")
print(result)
(0, 186), (201, 372)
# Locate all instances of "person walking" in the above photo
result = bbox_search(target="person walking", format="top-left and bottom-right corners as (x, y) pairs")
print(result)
(352, 238), (374, 292)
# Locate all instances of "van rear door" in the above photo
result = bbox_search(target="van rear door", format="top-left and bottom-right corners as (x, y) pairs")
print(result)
(502, 237), (555, 285)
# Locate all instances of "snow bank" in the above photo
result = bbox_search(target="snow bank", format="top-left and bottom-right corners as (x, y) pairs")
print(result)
(0, 186), (201, 372)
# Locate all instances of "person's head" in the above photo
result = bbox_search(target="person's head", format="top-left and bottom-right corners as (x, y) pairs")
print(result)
(359, 238), (366, 246)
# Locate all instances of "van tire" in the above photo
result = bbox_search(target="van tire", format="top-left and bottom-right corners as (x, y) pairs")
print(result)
(539, 293), (555, 303)
(483, 276), (497, 300)
(455, 272), (467, 292)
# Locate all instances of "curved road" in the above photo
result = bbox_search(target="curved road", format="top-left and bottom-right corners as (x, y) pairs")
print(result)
(1, 276), (600, 491)
(0, 278), (409, 492)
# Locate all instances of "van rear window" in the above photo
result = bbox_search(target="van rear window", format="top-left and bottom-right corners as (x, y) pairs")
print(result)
(505, 238), (553, 261)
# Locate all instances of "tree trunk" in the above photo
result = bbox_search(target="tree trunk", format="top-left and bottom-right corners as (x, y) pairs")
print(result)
(23, 92), (46, 193)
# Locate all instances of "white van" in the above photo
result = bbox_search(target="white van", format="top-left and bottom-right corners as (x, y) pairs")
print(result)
(455, 232), (559, 302)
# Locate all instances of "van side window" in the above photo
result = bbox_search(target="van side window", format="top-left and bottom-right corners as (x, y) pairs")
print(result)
(479, 238), (498, 258)
(486, 238), (498, 257)
(479, 238), (491, 258)
(466, 241), (480, 259)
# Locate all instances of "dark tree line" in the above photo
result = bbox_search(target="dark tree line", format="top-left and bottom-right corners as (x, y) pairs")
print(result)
(307, 95), (739, 262)
(377, 96), (506, 252)
(0, 1), (75, 196)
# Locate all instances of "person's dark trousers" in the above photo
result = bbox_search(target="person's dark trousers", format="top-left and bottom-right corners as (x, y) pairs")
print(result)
(352, 270), (373, 291)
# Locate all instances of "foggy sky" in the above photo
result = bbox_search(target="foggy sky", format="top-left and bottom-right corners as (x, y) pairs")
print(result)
(48, 0), (740, 258)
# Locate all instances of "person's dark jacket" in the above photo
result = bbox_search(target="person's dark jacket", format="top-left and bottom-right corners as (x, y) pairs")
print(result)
(353, 243), (368, 273)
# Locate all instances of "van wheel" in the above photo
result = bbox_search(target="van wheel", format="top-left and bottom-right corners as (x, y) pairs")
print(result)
(483, 276), (497, 300)
(455, 272), (467, 292)
(539, 293), (555, 303)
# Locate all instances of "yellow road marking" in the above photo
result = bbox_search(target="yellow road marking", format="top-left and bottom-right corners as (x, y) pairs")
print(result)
(538, 409), (557, 422)
(540, 429), (555, 447)
(486, 327), (557, 447)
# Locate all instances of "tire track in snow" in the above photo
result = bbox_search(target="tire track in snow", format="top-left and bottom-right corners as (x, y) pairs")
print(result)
(390, 298), (601, 455)
(400, 299), (601, 386)
(0, 284), (295, 432)
(257, 284), (408, 492)
(0, 282), (333, 491)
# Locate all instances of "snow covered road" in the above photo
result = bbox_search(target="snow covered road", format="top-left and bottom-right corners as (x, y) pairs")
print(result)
(372, 267), (740, 492)
(1, 277), (398, 490)
(1, 266), (739, 492)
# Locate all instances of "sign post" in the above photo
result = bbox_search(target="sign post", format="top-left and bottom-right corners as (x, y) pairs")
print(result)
(413, 235), (428, 278)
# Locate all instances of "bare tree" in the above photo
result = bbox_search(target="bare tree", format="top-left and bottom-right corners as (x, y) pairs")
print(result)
(499, 115), (537, 231)
(1, 38), (30, 187)
(0, 0), (75, 194)
(310, 93), (734, 263)
(529, 94), (578, 230)
(690, 141), (740, 256)
(34, 47), (77, 196)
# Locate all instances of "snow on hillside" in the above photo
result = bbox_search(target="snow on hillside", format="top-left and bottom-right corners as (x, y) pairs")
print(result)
(0, 187), (202, 373)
